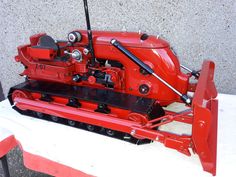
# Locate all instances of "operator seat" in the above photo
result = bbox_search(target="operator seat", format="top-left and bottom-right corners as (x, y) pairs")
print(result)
(37, 35), (59, 51)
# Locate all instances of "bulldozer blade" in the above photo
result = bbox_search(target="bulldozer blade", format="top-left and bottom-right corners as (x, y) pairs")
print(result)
(192, 60), (218, 176)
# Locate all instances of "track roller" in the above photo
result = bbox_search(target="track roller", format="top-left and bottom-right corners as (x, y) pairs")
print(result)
(35, 112), (45, 119)
(105, 129), (116, 136)
(68, 120), (76, 126)
(86, 124), (100, 132)
(51, 115), (59, 122)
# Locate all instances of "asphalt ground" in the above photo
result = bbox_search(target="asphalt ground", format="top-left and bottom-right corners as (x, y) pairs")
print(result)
(0, 147), (51, 177)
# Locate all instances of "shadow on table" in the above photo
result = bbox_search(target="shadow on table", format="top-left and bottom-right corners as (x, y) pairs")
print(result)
(0, 81), (4, 101)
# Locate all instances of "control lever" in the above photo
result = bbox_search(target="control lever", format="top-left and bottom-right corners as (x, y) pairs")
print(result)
(110, 39), (191, 104)
(64, 50), (82, 61)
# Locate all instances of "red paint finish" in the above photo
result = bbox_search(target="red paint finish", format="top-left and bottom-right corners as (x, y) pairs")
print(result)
(192, 61), (218, 176)
(15, 30), (189, 105)
(23, 151), (94, 177)
(12, 61), (218, 175)
(0, 135), (17, 158)
(27, 47), (56, 61)
(12, 28), (218, 176)
(0, 135), (93, 177)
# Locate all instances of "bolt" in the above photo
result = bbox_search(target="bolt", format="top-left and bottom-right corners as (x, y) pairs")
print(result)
(131, 129), (136, 136)
(199, 121), (205, 128)
(83, 48), (89, 55)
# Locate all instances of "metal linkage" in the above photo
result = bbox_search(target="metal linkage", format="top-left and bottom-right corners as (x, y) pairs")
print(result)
(146, 109), (193, 129)
(83, 0), (96, 66)
(180, 64), (200, 79)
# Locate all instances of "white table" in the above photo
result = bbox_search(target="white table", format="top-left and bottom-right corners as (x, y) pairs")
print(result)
(0, 94), (236, 177)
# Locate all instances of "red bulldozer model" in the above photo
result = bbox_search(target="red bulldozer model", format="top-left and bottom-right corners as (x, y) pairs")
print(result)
(8, 0), (218, 175)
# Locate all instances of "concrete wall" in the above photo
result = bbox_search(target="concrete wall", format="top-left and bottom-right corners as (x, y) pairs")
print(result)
(0, 0), (235, 97)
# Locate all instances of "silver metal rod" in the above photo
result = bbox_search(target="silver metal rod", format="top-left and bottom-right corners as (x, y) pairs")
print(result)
(180, 64), (192, 73)
(152, 73), (183, 97)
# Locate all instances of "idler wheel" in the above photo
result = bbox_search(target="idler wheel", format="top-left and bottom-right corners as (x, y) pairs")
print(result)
(68, 120), (76, 126)
(105, 129), (115, 136)
(127, 113), (148, 125)
(51, 115), (59, 122)
(12, 90), (32, 111)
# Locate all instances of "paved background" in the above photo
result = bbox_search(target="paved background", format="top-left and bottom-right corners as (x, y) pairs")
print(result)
(0, 0), (235, 176)
(0, 0), (236, 97)
(0, 147), (51, 177)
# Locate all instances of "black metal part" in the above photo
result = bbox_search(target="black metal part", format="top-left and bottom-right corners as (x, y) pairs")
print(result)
(66, 98), (81, 108)
(83, 0), (96, 66)
(72, 74), (82, 82)
(0, 155), (10, 177)
(55, 54), (70, 62)
(93, 70), (106, 79)
(35, 111), (44, 119)
(139, 68), (149, 75)
(111, 39), (154, 74)
(96, 59), (107, 66)
(9, 80), (157, 115)
(139, 84), (150, 94)
(105, 128), (116, 136)
(95, 103), (111, 114)
(140, 33), (149, 41)
(107, 60), (124, 68)
(191, 70), (200, 79)
(147, 102), (165, 120)
(37, 35), (59, 51)
(81, 69), (115, 88)
(181, 94), (192, 105)
(68, 120), (76, 126)
(50, 115), (59, 122)
(93, 71), (114, 88)
(40, 93), (53, 102)
(96, 59), (124, 69)
(86, 124), (99, 132)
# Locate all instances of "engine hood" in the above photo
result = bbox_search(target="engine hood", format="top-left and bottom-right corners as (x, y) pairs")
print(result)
(78, 30), (169, 49)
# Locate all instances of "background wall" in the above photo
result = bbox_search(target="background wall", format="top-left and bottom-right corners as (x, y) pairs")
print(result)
(0, 0), (236, 97)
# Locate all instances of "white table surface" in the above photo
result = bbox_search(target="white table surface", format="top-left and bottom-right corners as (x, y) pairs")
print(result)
(0, 94), (236, 177)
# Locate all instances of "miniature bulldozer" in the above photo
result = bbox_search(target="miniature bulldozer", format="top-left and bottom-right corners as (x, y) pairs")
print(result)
(8, 0), (218, 175)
